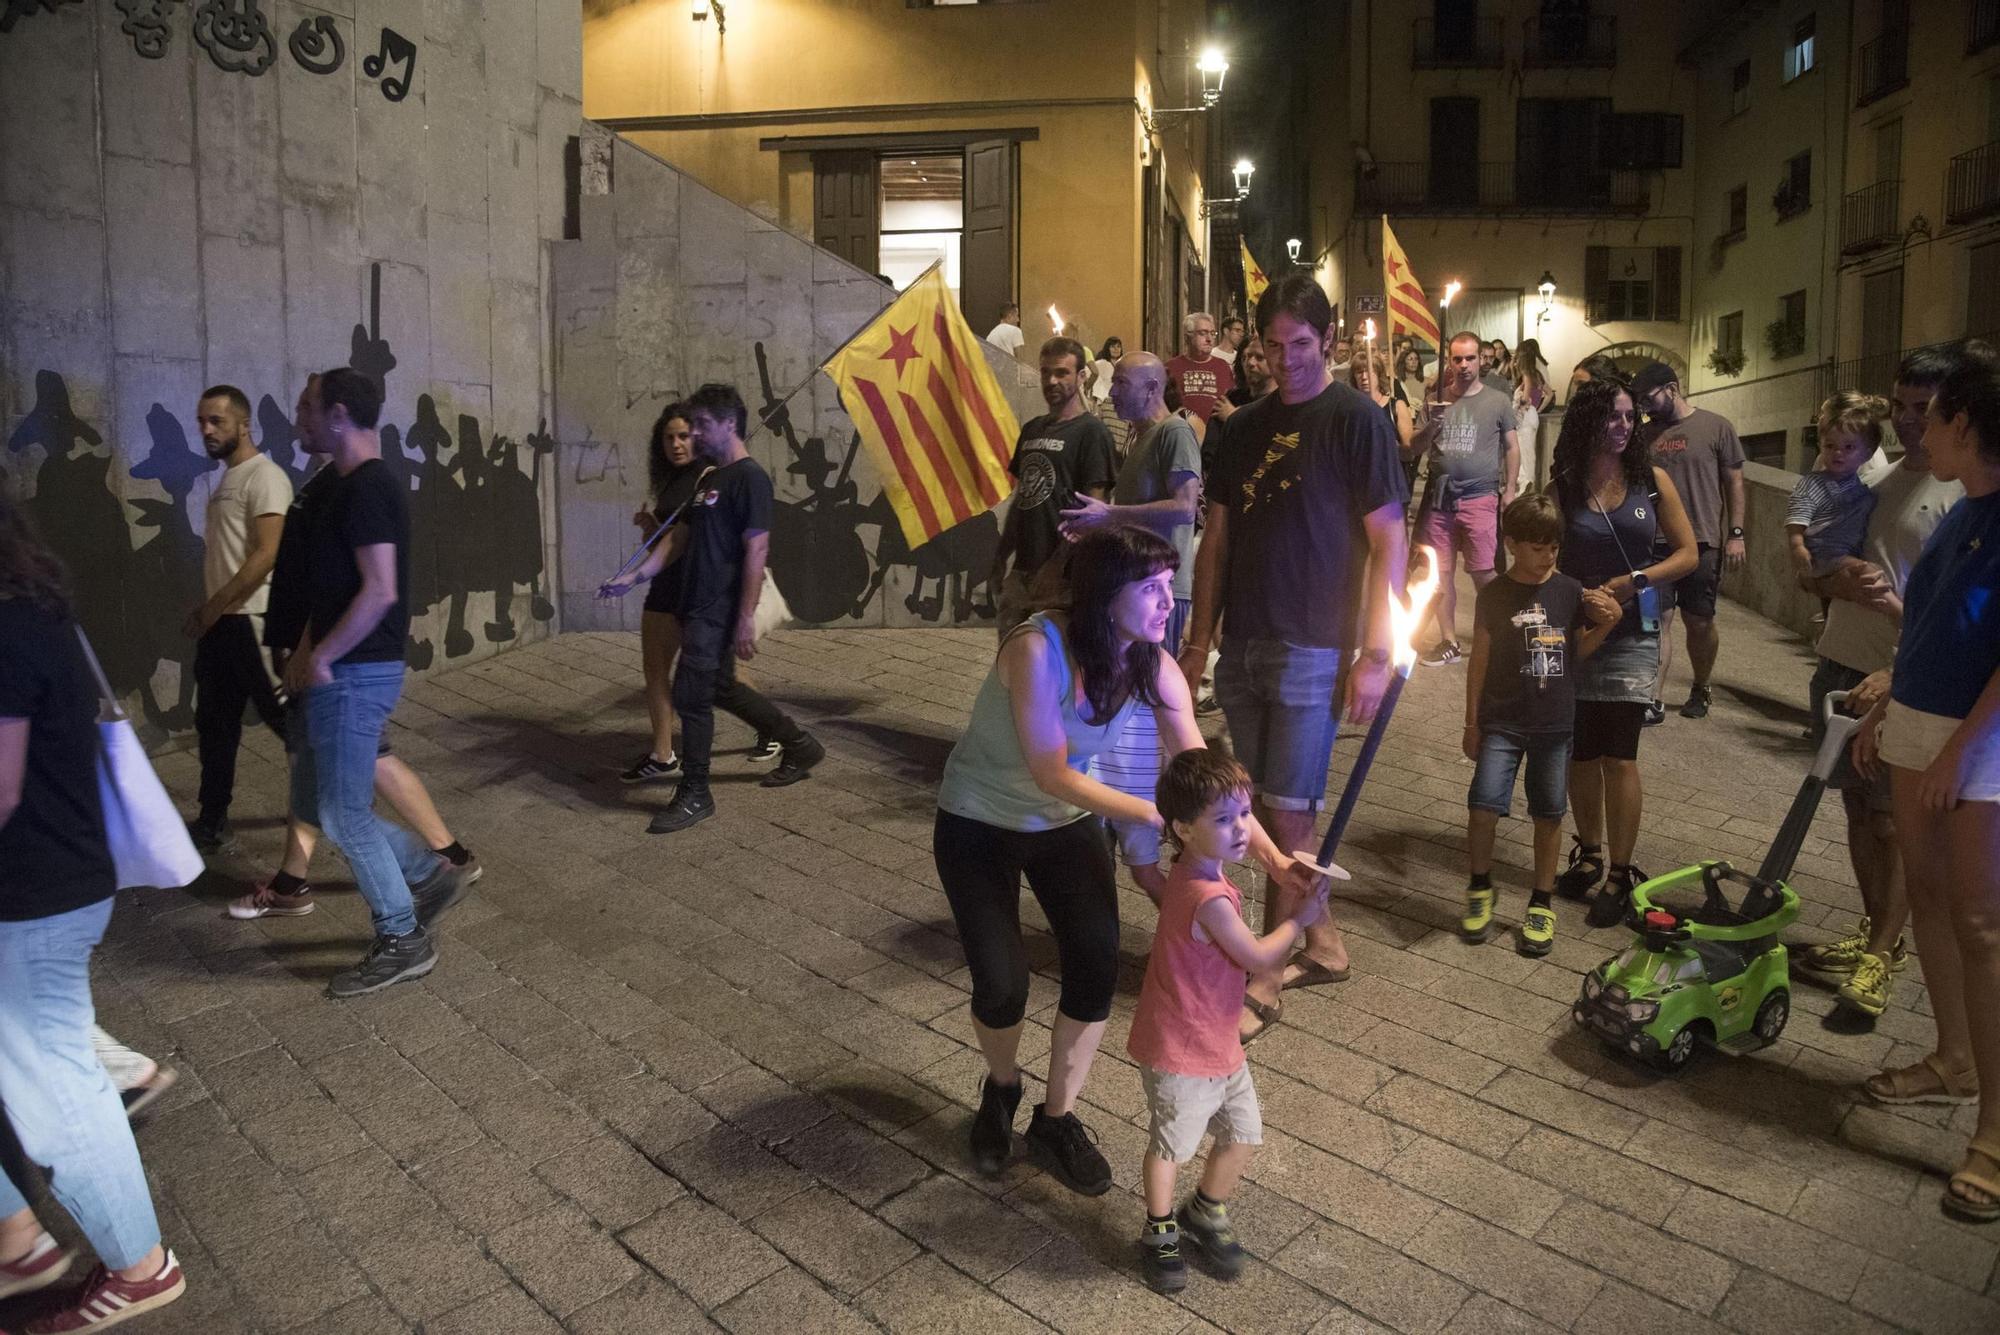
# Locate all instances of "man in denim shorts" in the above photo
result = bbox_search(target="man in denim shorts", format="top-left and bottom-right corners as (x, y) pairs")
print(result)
(1179, 276), (1409, 1038)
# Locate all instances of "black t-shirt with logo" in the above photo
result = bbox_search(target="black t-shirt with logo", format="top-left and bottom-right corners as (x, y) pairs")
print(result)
(304, 458), (411, 664)
(1475, 572), (1586, 735)
(0, 600), (116, 921)
(1208, 381), (1409, 649)
(671, 456), (774, 623)
(1007, 412), (1117, 576)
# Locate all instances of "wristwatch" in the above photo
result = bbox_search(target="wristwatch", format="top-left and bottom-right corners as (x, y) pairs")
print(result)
(1629, 571), (1650, 592)
(1357, 647), (1391, 666)
(1728, 526), (1745, 539)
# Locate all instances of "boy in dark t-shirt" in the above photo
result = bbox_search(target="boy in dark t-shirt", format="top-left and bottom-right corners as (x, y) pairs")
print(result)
(1461, 495), (1620, 955)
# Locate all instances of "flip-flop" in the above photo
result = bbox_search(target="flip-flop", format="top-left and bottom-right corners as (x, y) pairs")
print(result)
(1281, 957), (1350, 990)
(1944, 1139), (2000, 1223)
(1240, 995), (1284, 1046)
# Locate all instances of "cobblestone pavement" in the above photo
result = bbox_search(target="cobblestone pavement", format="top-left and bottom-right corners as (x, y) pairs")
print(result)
(8, 591), (1999, 1335)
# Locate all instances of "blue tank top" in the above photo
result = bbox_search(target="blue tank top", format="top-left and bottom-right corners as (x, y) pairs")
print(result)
(1560, 476), (1658, 640)
(936, 614), (1139, 832)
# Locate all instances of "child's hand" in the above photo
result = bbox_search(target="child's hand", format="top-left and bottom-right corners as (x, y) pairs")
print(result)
(1292, 881), (1330, 932)
(1462, 724), (1480, 762)
(1581, 587), (1620, 627)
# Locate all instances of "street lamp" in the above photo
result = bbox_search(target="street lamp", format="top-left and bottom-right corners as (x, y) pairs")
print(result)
(1233, 158), (1254, 199)
(1536, 270), (1557, 326)
(692, 0), (726, 33)
(1286, 237), (1303, 263)
(1198, 47), (1229, 106)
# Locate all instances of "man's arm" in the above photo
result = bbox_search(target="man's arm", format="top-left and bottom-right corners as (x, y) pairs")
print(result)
(300, 543), (398, 674)
(1177, 501), (1228, 694)
(1344, 502), (1409, 723)
(733, 530), (771, 660)
(1059, 475), (1199, 537)
(1500, 428), (1520, 508)
(1723, 464), (1747, 568)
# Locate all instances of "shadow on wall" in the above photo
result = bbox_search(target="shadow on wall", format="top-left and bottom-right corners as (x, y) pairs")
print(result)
(2, 266), (553, 735)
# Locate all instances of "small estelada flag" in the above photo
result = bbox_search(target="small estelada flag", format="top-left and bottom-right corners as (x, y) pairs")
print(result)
(1240, 237), (1269, 307)
(1382, 216), (1442, 349)
(824, 267), (1020, 549)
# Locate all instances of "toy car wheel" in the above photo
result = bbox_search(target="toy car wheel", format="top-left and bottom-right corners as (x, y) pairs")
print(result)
(1753, 988), (1790, 1043)
(1651, 1023), (1703, 1074)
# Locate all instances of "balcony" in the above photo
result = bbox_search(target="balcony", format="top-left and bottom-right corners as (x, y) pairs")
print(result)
(1855, 26), (1909, 106)
(1973, 0), (2000, 55)
(1522, 15), (1616, 68)
(1841, 181), (1901, 253)
(1948, 141), (2000, 224)
(1356, 162), (1650, 216)
(1412, 17), (1503, 69)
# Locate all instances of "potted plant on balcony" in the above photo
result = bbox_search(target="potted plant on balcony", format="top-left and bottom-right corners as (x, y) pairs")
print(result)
(1706, 346), (1746, 378)
(1765, 319), (1806, 361)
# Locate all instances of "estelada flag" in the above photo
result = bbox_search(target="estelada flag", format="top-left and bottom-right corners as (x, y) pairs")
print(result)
(1382, 217), (1442, 349)
(824, 267), (1020, 548)
(1240, 237), (1269, 307)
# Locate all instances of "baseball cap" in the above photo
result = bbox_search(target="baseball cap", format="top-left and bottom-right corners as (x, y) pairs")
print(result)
(1630, 361), (1679, 397)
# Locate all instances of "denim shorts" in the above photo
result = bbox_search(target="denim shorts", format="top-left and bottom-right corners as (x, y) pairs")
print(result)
(1810, 657), (1891, 812)
(1213, 636), (1345, 811)
(1467, 729), (1572, 821)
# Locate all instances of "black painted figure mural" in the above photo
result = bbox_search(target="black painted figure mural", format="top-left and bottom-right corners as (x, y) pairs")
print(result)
(126, 404), (214, 730)
(484, 428), (556, 640)
(752, 342), (1000, 625)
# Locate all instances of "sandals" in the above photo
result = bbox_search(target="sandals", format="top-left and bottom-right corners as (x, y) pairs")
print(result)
(1240, 995), (1284, 1046)
(1945, 1138), (2000, 1223)
(1281, 956), (1351, 990)
(1863, 1053), (1980, 1107)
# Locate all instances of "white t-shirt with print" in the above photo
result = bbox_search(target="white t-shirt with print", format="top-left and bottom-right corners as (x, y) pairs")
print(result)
(1816, 455), (1963, 675)
(202, 451), (293, 613)
(986, 321), (1025, 356)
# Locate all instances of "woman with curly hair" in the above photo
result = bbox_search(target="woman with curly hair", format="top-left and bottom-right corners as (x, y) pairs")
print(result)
(1548, 379), (1698, 927)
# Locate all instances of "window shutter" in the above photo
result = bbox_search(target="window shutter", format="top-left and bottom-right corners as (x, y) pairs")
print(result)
(1654, 246), (1682, 321)
(961, 140), (1015, 334)
(1584, 246), (1610, 325)
(812, 151), (878, 274)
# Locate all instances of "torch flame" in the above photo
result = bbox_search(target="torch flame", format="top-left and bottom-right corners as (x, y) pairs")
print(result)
(1363, 318), (1376, 342)
(1390, 545), (1442, 673)
(1443, 280), (1462, 307)
(1048, 305), (1065, 336)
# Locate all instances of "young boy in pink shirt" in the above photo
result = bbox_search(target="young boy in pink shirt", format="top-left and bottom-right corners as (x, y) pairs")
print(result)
(1127, 749), (1329, 1293)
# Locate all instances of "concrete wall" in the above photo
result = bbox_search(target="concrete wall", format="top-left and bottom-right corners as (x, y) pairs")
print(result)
(0, 0), (582, 744)
(1728, 462), (1825, 641)
(552, 132), (1046, 634)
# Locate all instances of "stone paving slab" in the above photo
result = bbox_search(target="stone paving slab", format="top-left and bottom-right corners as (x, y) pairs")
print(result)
(5, 590), (1998, 1334)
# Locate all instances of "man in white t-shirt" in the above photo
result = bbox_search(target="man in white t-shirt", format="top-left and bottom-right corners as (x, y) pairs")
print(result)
(985, 303), (1025, 358)
(184, 383), (294, 850)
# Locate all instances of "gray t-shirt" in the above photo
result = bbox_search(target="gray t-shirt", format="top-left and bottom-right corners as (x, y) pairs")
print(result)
(1640, 407), (1744, 547)
(1114, 416), (1202, 598)
(1817, 456), (1964, 674)
(1429, 382), (1515, 497)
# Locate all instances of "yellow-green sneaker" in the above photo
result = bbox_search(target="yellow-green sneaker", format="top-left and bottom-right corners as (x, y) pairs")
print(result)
(1461, 885), (1495, 944)
(1518, 903), (1556, 957)
(1801, 918), (1872, 976)
(1837, 952), (1894, 1017)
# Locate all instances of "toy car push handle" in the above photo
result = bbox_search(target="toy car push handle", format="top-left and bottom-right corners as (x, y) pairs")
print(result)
(1756, 690), (1861, 886)
(1628, 863), (1801, 941)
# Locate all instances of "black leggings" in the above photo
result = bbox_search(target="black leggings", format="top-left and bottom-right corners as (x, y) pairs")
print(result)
(933, 808), (1120, 1029)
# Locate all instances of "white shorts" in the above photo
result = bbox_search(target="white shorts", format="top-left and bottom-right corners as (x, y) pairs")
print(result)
(1878, 701), (2000, 803)
(1141, 1063), (1263, 1162)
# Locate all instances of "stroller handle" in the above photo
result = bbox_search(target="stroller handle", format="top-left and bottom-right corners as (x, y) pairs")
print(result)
(1810, 690), (1864, 784)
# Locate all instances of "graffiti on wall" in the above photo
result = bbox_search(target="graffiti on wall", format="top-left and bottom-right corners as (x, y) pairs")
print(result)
(3, 264), (552, 733)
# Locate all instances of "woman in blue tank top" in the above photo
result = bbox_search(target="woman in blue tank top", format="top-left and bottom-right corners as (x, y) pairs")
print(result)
(1549, 380), (1698, 930)
(933, 527), (1311, 1196)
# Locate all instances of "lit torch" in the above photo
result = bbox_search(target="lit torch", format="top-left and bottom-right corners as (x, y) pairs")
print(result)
(1293, 546), (1442, 878)
(1363, 317), (1377, 384)
(1048, 305), (1065, 337)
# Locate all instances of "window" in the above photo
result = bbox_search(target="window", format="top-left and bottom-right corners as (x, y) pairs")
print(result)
(1775, 150), (1811, 218)
(1969, 241), (2000, 337)
(1717, 310), (1744, 359)
(1725, 185), (1748, 239)
(1600, 113), (1684, 170)
(1773, 289), (1808, 357)
(1784, 13), (1816, 82)
(1584, 245), (1683, 323)
(877, 155), (965, 298)
(1730, 59), (1752, 115)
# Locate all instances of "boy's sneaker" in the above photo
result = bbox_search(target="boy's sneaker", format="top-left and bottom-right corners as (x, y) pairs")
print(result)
(1176, 1196), (1247, 1279)
(1460, 884), (1495, 944)
(1642, 699), (1667, 728)
(1838, 953), (1895, 1017)
(0, 1233), (72, 1300)
(1587, 865), (1645, 930)
(761, 733), (825, 788)
(621, 752), (680, 784)
(1141, 1222), (1187, 1294)
(327, 930), (436, 999)
(25, 1251), (185, 1332)
(749, 734), (784, 762)
(410, 860), (473, 930)
(1025, 1104), (1112, 1196)
(970, 1072), (1023, 1176)
(1518, 903), (1557, 957)
(227, 878), (316, 920)
(1554, 840), (1605, 902)
(1419, 641), (1462, 668)
(1679, 684), (1713, 719)
(185, 812), (232, 854)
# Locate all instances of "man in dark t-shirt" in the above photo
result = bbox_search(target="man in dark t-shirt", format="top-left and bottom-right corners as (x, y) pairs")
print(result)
(285, 369), (470, 999)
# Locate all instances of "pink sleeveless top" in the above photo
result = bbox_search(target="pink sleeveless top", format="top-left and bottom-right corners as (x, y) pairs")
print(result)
(1127, 866), (1248, 1078)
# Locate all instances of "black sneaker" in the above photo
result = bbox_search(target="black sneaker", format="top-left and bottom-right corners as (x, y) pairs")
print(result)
(327, 929), (437, 999)
(1642, 699), (1667, 728)
(1025, 1104), (1112, 1196)
(748, 735), (783, 762)
(647, 785), (715, 834)
(760, 733), (825, 788)
(186, 812), (233, 854)
(1679, 685), (1713, 719)
(970, 1072), (1023, 1176)
(621, 752), (681, 784)
(1141, 1223), (1188, 1294)
(1176, 1196), (1247, 1279)
(410, 859), (472, 930)
(1587, 864), (1646, 930)
(1554, 840), (1605, 902)
(1419, 641), (1463, 668)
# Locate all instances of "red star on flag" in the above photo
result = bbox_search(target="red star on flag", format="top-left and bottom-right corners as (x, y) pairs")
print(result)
(880, 324), (920, 377)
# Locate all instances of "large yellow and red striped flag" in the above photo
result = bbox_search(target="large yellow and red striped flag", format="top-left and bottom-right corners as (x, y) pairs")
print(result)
(1382, 217), (1442, 349)
(824, 268), (1020, 548)
(1240, 237), (1269, 307)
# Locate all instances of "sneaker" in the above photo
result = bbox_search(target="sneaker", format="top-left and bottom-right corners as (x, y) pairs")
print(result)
(1587, 865), (1644, 930)
(1141, 1222), (1187, 1294)
(118, 1066), (178, 1122)
(1460, 884), (1495, 944)
(621, 752), (681, 784)
(748, 735), (784, 763)
(1837, 952), (1894, 1018)
(1679, 684), (1713, 719)
(969, 1072), (1023, 1176)
(1176, 1196), (1247, 1279)
(0, 1233), (72, 1301)
(1419, 641), (1462, 668)
(1519, 902), (1557, 957)
(1554, 840), (1605, 902)
(327, 930), (437, 999)
(24, 1251), (185, 1332)
(184, 813), (232, 854)
(1024, 1104), (1112, 1196)
(227, 878), (316, 920)
(1801, 918), (1909, 976)
(1642, 699), (1667, 728)
(410, 859), (472, 930)
(761, 733), (825, 788)
(647, 784), (715, 834)
(446, 849), (484, 885)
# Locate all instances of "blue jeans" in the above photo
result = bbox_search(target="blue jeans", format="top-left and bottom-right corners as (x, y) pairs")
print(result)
(0, 900), (161, 1269)
(1213, 637), (1346, 811)
(1467, 729), (1573, 821)
(289, 660), (438, 937)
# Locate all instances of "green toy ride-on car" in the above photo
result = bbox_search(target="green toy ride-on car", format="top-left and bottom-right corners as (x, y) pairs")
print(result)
(1573, 693), (1862, 1073)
